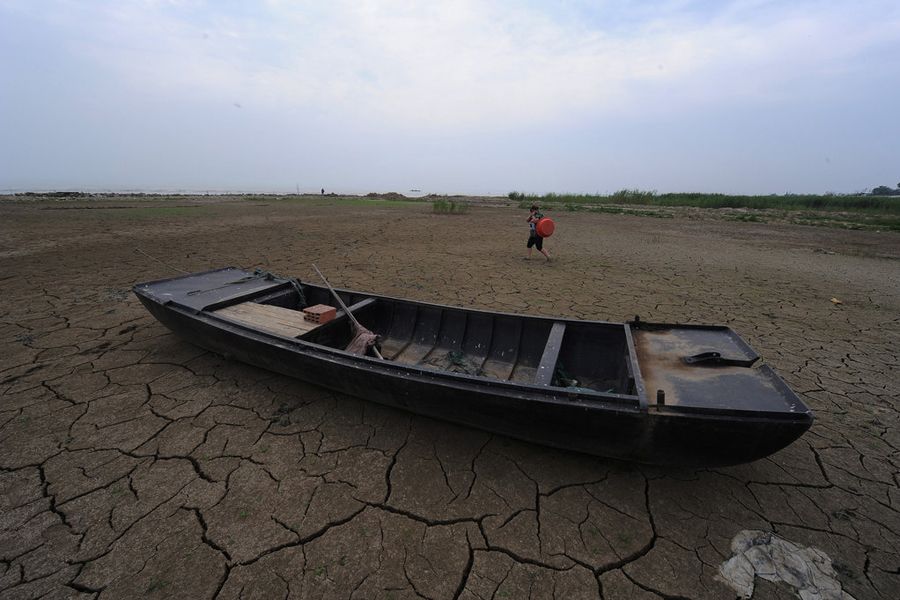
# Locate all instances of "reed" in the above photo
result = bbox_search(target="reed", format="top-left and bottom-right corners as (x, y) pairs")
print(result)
(515, 190), (899, 213)
(433, 199), (470, 214)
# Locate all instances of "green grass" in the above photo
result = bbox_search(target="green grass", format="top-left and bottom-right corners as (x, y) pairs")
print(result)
(516, 189), (899, 230)
(586, 205), (673, 218)
(517, 190), (900, 213)
(432, 199), (470, 214)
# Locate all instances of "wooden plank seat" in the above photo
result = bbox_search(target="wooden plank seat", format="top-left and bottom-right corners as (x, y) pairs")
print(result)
(214, 302), (323, 338)
(534, 322), (566, 386)
(214, 298), (379, 340)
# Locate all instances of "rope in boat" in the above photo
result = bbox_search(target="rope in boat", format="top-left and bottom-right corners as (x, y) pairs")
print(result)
(312, 264), (383, 360)
(133, 248), (302, 304)
(134, 247), (190, 274)
(281, 273), (307, 308)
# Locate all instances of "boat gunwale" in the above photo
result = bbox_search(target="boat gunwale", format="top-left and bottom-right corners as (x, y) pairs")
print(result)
(133, 268), (641, 401)
(160, 297), (815, 424)
(134, 266), (630, 327)
(199, 302), (643, 406)
(133, 268), (813, 422)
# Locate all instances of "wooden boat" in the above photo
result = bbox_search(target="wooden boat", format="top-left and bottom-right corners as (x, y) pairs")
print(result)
(134, 267), (813, 466)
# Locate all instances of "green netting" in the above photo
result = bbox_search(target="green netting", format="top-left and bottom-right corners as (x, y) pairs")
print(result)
(424, 350), (484, 376)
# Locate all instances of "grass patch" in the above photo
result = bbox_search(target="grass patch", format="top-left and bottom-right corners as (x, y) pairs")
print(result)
(432, 199), (470, 214)
(515, 189), (899, 230)
(586, 205), (672, 218)
(517, 190), (900, 214)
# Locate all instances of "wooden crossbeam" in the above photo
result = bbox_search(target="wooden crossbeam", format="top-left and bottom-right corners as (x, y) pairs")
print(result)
(345, 297), (377, 314)
(214, 298), (378, 340)
(534, 322), (566, 386)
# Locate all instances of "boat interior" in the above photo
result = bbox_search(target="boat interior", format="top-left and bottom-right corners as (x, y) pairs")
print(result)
(137, 267), (808, 417)
(207, 281), (637, 396)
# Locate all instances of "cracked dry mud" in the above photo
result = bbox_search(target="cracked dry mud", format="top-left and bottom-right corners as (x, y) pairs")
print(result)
(0, 195), (897, 599)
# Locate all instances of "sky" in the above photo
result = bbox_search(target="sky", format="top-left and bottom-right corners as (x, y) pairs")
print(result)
(1, 0), (898, 195)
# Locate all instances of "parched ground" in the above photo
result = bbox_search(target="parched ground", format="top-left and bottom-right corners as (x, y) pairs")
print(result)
(0, 195), (897, 599)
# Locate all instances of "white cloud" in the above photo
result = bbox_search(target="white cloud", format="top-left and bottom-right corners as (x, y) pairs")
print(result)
(5, 0), (900, 133)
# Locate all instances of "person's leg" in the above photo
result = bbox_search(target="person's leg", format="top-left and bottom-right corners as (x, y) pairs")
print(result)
(536, 237), (550, 260)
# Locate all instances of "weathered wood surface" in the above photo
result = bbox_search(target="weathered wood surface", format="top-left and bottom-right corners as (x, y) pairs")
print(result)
(215, 302), (321, 337)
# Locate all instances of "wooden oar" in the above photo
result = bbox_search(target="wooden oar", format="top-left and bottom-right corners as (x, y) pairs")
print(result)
(312, 264), (384, 360)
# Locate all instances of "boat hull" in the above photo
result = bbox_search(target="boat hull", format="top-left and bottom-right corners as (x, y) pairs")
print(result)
(136, 288), (811, 467)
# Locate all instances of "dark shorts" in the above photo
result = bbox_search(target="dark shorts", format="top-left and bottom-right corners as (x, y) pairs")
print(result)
(527, 234), (543, 250)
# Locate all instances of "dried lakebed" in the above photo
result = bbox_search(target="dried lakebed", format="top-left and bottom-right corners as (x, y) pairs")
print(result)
(1, 195), (897, 599)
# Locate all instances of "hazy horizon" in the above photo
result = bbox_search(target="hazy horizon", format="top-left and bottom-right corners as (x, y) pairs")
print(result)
(2, 1), (898, 196)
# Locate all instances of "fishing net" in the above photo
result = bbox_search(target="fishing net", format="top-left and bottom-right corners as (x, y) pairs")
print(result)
(345, 324), (379, 355)
(552, 363), (579, 387)
(423, 350), (484, 376)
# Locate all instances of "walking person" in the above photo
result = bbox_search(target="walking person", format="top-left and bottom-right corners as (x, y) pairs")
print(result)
(525, 204), (551, 261)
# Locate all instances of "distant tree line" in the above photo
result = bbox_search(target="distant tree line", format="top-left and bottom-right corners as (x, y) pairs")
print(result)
(870, 184), (900, 196)
(510, 186), (900, 200)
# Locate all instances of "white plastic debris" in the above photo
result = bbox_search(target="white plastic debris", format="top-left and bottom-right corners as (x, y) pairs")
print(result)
(718, 530), (855, 600)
